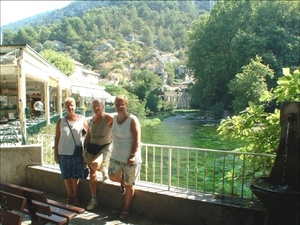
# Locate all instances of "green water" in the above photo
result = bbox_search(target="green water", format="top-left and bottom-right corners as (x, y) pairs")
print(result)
(142, 115), (243, 150)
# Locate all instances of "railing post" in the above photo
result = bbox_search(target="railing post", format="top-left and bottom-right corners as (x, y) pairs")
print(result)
(41, 135), (44, 165)
(168, 147), (172, 191)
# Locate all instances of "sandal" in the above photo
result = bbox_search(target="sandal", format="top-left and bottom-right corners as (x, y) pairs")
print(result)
(119, 210), (130, 219)
(65, 196), (72, 204)
(73, 198), (80, 206)
(119, 184), (126, 196)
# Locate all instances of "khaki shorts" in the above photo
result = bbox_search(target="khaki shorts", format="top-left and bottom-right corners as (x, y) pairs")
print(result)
(108, 158), (141, 185)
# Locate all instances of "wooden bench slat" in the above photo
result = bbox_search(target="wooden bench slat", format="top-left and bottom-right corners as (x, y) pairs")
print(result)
(29, 200), (52, 216)
(0, 190), (26, 211)
(35, 212), (68, 225)
(30, 200), (77, 221)
(0, 182), (47, 203)
(47, 199), (85, 214)
(48, 205), (77, 221)
(0, 209), (23, 225)
(23, 208), (68, 225)
(0, 182), (85, 225)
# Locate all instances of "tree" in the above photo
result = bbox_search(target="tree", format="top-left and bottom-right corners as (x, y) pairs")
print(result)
(217, 68), (300, 182)
(40, 49), (75, 76)
(218, 68), (300, 156)
(228, 56), (274, 113)
(39, 27), (51, 43)
(165, 63), (176, 86)
(2, 28), (15, 45)
(104, 84), (149, 119)
(187, 1), (299, 111)
(127, 70), (163, 112)
(77, 41), (97, 68)
(13, 26), (38, 46)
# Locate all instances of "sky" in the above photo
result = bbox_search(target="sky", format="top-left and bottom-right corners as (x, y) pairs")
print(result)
(0, 1), (74, 26)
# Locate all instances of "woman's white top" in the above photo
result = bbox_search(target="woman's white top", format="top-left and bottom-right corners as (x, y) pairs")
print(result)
(111, 114), (141, 164)
(58, 115), (85, 155)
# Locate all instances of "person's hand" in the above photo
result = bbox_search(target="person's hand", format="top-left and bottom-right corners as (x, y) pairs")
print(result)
(54, 154), (59, 164)
(127, 155), (135, 166)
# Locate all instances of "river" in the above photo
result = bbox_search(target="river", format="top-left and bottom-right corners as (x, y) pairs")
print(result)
(142, 115), (242, 150)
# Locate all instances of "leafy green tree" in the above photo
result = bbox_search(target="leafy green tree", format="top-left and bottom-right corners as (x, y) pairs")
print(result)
(118, 21), (133, 37)
(39, 27), (51, 43)
(43, 41), (53, 50)
(126, 70), (163, 112)
(129, 70), (163, 100)
(40, 49), (75, 76)
(68, 17), (86, 36)
(49, 22), (64, 42)
(13, 26), (38, 46)
(61, 19), (80, 45)
(187, 1), (299, 111)
(228, 56), (274, 114)
(159, 36), (175, 52)
(2, 28), (15, 44)
(218, 68), (300, 155)
(34, 43), (44, 53)
(104, 84), (149, 119)
(77, 41), (97, 68)
(165, 63), (176, 86)
(217, 68), (300, 182)
(140, 26), (154, 47)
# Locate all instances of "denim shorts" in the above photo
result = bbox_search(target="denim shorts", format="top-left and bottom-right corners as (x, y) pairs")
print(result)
(59, 155), (84, 179)
(108, 158), (141, 185)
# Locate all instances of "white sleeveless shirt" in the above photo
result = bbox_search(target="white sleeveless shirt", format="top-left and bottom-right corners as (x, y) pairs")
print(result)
(111, 114), (141, 164)
(58, 115), (85, 155)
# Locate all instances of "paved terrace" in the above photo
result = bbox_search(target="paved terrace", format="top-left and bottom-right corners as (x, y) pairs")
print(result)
(20, 190), (174, 225)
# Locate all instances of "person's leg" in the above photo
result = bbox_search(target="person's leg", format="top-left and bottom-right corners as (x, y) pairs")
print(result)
(108, 159), (123, 183)
(87, 161), (99, 210)
(71, 156), (84, 206)
(59, 155), (73, 204)
(71, 178), (80, 198)
(123, 185), (134, 210)
(108, 159), (125, 195)
(100, 151), (109, 182)
(89, 161), (99, 196)
(119, 163), (141, 219)
(108, 169), (123, 182)
(64, 179), (73, 204)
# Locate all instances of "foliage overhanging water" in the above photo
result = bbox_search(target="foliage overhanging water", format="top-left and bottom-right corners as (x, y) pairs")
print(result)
(142, 115), (243, 150)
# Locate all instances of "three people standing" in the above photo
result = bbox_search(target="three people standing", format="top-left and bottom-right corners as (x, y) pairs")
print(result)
(54, 95), (142, 219)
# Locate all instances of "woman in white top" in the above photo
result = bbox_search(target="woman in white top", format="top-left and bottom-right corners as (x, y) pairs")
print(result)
(54, 97), (87, 206)
(108, 95), (142, 219)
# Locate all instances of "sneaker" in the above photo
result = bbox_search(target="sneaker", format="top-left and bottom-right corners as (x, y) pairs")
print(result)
(87, 198), (98, 211)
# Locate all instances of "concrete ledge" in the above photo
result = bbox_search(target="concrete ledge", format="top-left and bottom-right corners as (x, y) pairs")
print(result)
(0, 144), (42, 185)
(26, 165), (265, 225)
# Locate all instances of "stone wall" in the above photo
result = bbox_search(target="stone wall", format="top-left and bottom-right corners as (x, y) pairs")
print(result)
(0, 144), (42, 185)
(26, 165), (265, 225)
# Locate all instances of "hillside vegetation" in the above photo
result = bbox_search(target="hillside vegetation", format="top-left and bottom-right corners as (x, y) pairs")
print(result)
(1, 1), (209, 80)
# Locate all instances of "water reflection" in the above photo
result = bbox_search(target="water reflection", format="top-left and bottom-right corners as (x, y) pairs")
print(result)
(142, 115), (242, 150)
